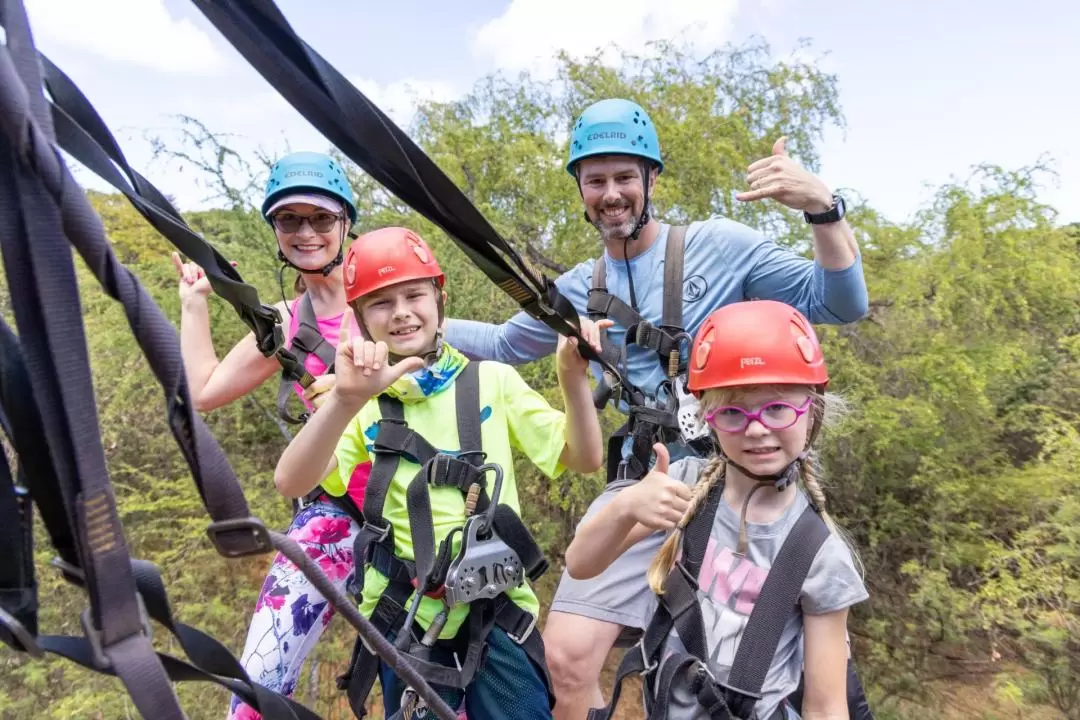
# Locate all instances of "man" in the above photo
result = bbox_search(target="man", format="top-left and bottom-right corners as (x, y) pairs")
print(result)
(444, 97), (868, 719)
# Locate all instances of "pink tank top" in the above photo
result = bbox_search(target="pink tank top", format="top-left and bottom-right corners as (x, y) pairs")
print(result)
(285, 296), (369, 510)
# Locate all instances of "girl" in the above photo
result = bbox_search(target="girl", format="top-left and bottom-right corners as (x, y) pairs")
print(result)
(171, 151), (368, 719)
(274, 226), (608, 719)
(565, 299), (868, 720)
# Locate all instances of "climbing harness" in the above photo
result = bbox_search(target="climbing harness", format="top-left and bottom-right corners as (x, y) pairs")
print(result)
(0, 0), (456, 717)
(589, 478), (830, 720)
(587, 225), (713, 483)
(337, 361), (554, 718)
(277, 292), (338, 425)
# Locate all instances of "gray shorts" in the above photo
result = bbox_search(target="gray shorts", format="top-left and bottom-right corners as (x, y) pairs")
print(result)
(550, 480), (665, 633)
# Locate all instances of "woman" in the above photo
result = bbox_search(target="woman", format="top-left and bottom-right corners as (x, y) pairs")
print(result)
(172, 150), (367, 718)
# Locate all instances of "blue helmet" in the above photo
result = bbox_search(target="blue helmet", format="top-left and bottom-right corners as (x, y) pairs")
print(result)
(261, 151), (358, 226)
(566, 98), (663, 177)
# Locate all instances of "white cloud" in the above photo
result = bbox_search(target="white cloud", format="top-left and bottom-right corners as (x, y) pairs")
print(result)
(25, 0), (225, 74)
(347, 77), (459, 129)
(471, 0), (740, 75)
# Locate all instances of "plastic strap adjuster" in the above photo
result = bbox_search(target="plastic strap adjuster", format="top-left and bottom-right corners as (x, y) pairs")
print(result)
(205, 516), (273, 558)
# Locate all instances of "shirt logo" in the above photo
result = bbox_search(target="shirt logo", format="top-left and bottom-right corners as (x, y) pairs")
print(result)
(683, 275), (707, 303)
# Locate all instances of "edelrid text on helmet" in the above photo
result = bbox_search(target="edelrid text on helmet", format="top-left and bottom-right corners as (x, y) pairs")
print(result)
(566, 98), (664, 176)
(262, 151), (358, 226)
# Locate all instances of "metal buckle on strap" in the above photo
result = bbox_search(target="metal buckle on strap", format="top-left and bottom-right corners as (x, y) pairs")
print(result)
(638, 639), (659, 676)
(364, 521), (392, 544)
(506, 610), (538, 645)
(0, 605), (43, 658)
(80, 593), (153, 671)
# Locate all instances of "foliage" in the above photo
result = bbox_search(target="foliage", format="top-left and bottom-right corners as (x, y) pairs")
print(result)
(2, 37), (1077, 719)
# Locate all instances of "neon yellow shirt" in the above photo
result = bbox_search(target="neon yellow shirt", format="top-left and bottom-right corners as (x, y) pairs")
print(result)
(330, 359), (567, 639)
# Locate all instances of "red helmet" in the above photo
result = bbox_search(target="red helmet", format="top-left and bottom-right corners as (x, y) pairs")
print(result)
(687, 300), (828, 393)
(343, 227), (445, 303)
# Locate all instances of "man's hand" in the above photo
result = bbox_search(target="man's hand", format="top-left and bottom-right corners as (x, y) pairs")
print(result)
(735, 137), (834, 214)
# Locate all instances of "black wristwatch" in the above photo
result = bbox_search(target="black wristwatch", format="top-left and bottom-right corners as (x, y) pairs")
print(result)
(803, 194), (846, 225)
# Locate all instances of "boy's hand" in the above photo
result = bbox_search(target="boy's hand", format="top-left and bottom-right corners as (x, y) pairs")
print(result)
(331, 316), (425, 408)
(557, 317), (613, 376)
(624, 444), (692, 531)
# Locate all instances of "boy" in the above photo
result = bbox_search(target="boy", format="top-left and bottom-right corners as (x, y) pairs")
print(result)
(275, 227), (607, 719)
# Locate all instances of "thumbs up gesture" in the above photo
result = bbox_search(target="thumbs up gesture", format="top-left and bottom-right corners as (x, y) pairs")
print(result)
(331, 314), (426, 409)
(734, 136), (834, 214)
(626, 443), (694, 531)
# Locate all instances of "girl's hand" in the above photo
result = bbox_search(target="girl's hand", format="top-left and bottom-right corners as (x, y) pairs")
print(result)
(624, 444), (692, 531)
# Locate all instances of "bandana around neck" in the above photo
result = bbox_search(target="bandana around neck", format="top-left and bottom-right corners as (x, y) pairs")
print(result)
(380, 343), (469, 403)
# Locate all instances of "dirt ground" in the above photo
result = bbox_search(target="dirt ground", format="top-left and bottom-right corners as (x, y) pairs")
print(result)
(355, 651), (645, 719)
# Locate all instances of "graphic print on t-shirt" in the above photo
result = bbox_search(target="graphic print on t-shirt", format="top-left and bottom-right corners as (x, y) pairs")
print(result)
(697, 536), (770, 668)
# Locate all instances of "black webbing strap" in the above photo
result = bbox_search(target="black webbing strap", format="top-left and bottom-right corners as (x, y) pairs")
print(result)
(0, 426), (36, 653)
(35, 48), (311, 387)
(0, 4), (181, 712)
(293, 292), (338, 367)
(661, 225), (687, 333)
(0, 2), (456, 716)
(647, 505), (830, 720)
(586, 225), (688, 376)
(276, 292), (339, 424)
(405, 362), (484, 591)
(189, 0), (623, 387)
(725, 506), (830, 696)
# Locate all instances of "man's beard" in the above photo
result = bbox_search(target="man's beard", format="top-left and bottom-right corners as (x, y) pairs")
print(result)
(590, 203), (639, 243)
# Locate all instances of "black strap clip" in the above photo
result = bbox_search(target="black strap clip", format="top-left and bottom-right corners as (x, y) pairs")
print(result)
(205, 516), (273, 558)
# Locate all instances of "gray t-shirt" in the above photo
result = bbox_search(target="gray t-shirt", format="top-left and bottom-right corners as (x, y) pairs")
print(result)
(654, 457), (869, 720)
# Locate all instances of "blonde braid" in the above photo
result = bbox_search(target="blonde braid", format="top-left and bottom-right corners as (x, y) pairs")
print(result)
(647, 455), (726, 595)
(800, 448), (865, 578)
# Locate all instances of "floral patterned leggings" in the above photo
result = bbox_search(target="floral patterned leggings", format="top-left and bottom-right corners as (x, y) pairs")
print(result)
(227, 499), (360, 719)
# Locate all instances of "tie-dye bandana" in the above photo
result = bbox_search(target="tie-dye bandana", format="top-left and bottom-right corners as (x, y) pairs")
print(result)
(380, 343), (468, 404)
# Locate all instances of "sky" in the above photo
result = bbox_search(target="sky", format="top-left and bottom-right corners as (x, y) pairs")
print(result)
(21, 0), (1078, 226)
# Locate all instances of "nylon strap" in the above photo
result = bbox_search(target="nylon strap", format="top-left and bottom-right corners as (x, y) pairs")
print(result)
(661, 225), (687, 331)
(726, 506), (830, 695)
(0, 2), (455, 716)
(592, 475), (829, 720)
(188, 0), (623, 389)
(586, 225), (688, 373)
(37, 49), (310, 386)
(276, 293), (339, 424)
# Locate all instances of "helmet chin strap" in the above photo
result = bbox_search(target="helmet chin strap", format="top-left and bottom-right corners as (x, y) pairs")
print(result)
(628, 159), (652, 242)
(724, 450), (806, 556)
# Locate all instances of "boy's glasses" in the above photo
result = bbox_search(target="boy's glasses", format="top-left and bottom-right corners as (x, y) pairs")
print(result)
(271, 211), (341, 234)
(704, 397), (813, 434)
